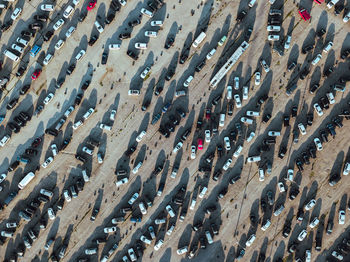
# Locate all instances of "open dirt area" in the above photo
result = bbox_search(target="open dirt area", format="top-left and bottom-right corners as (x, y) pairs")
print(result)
(0, 0), (350, 261)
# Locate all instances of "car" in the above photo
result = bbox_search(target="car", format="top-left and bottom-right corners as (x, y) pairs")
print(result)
(55, 39), (65, 50)
(223, 158), (232, 171)
(343, 162), (350, 176)
(66, 63), (76, 75)
(197, 138), (203, 150)
(284, 35), (292, 49)
(314, 137), (323, 151)
(11, 7), (22, 20)
(31, 69), (41, 80)
(331, 251), (344, 260)
(105, 12), (116, 24)
(115, 177), (128, 187)
(206, 48), (217, 60)
(255, 72), (261, 85)
(47, 207), (56, 220)
(136, 130), (146, 142)
(82, 146), (93, 155)
(339, 210), (346, 224)
(140, 67), (151, 79)
(128, 19), (141, 27)
(190, 145), (196, 159)
(42, 157), (54, 168)
(297, 229), (307, 241)
(234, 94), (242, 108)
(94, 21), (104, 33)
(260, 59), (270, 72)
(128, 192), (139, 205)
(43, 93), (54, 105)
(87, 0), (97, 11)
(164, 37), (175, 49)
(323, 41), (333, 53)
(53, 19), (65, 31)
(298, 123), (306, 135)
(104, 226), (117, 233)
(343, 11), (350, 22)
(141, 7), (153, 17)
(313, 103), (323, 116)
(305, 199), (316, 211)
(204, 130), (211, 143)
(309, 217), (320, 228)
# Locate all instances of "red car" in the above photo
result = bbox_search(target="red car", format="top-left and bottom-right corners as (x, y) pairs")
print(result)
(31, 137), (42, 148)
(313, 0), (324, 4)
(198, 139), (203, 150)
(87, 0), (97, 11)
(31, 69), (41, 80)
(205, 108), (211, 120)
(299, 9), (311, 21)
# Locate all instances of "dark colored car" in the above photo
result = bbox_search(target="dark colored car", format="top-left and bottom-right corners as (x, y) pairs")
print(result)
(307, 113), (313, 126)
(195, 60), (206, 72)
(8, 161), (20, 172)
(31, 137), (42, 148)
(302, 44), (314, 54)
(262, 113), (271, 123)
(45, 128), (59, 137)
(320, 129), (328, 143)
(79, 12), (87, 22)
(141, 100), (150, 111)
(90, 208), (99, 221)
(154, 85), (163, 96)
(34, 15), (48, 22)
(25, 149), (38, 155)
(125, 146), (136, 157)
(295, 157), (303, 171)
(88, 35), (98, 46)
(128, 19), (141, 27)
(43, 30), (53, 41)
(287, 62), (296, 72)
(291, 106), (298, 117)
(309, 147), (316, 158)
(323, 66), (333, 77)
(119, 32), (131, 39)
(14, 116), (24, 127)
(29, 22), (43, 30)
(56, 78), (65, 89)
(289, 186), (299, 200)
(309, 84), (319, 94)
(316, 28), (326, 38)
(256, 94), (268, 106)
(211, 94), (222, 106)
(283, 115), (290, 126)
(334, 4), (344, 15)
(228, 103), (233, 116)
(21, 30), (35, 37)
(126, 50), (138, 60)
(179, 53), (188, 64)
(75, 94), (83, 105)
(165, 69), (175, 81)
(341, 49), (350, 59)
(8, 122), (20, 133)
(66, 63), (76, 75)
(164, 37), (175, 49)
(111, 0), (121, 11)
(61, 137), (71, 150)
(101, 53), (108, 65)
(212, 170), (222, 181)
(105, 12), (115, 24)
(75, 154), (86, 163)
(16, 66), (26, 77)
(19, 111), (30, 121)
(1, 21), (12, 32)
(20, 84), (30, 95)
(302, 151), (310, 165)
(320, 96), (329, 109)
(236, 10), (247, 22)
(7, 98), (19, 110)
(300, 67), (310, 80)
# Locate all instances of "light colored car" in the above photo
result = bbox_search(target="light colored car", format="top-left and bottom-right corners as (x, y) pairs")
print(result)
(11, 7), (22, 20)
(140, 67), (151, 79)
(241, 117), (253, 125)
(226, 85), (232, 99)
(148, 226), (156, 239)
(128, 89), (140, 96)
(247, 155), (261, 163)
(177, 246), (188, 255)
(42, 157), (54, 168)
(206, 48), (217, 60)
(145, 31), (157, 37)
(246, 132), (255, 142)
(43, 54), (53, 65)
(63, 190), (71, 202)
(243, 86), (248, 100)
(260, 59), (270, 73)
(234, 76), (239, 90)
(73, 120), (83, 130)
(140, 235), (151, 245)
(94, 21), (104, 33)
(51, 144), (58, 156)
(331, 251), (344, 260)
(55, 39), (65, 50)
(268, 131), (281, 136)
(343, 162), (350, 176)
(261, 219), (271, 231)
(11, 44), (24, 53)
(255, 72), (261, 85)
(53, 19), (65, 31)
(5, 222), (17, 228)
(132, 161), (142, 174)
(73, 0), (80, 6)
(312, 54), (322, 65)
(128, 192), (139, 205)
(339, 210), (345, 224)
(224, 136), (231, 151)
(128, 248), (137, 261)
(109, 44), (121, 50)
(323, 41), (333, 53)
(104, 226), (117, 233)
(309, 217), (320, 228)
(1, 231), (14, 238)
(267, 25), (281, 32)
(173, 141), (183, 153)
(205, 130), (211, 142)
(0, 173), (7, 184)
(245, 234), (256, 247)
(184, 75), (194, 87)
(223, 158), (232, 171)
(284, 35), (292, 50)
(246, 111), (259, 117)
(135, 43), (147, 49)
(190, 145), (196, 159)
(277, 182), (286, 192)
(139, 202), (147, 214)
(43, 93), (54, 105)
(85, 248), (97, 255)
(297, 229), (307, 241)
(314, 137), (323, 151)
(327, 0), (339, 9)
(150, 20), (163, 26)
(110, 110), (116, 121)
(141, 8), (154, 17)
(97, 152), (103, 163)
(298, 123), (306, 135)
(305, 250), (311, 262)
(326, 92), (335, 104)
(47, 208), (56, 220)
(166, 224), (175, 235)
(166, 205), (175, 217)
(119, 0), (127, 6)
(313, 103), (323, 116)
(287, 169), (294, 181)
(305, 199), (316, 211)
(99, 123), (112, 131)
(75, 50), (86, 61)
(154, 239), (164, 250)
(65, 26), (76, 38)
(83, 108), (95, 120)
(41, 4), (54, 11)
(82, 146), (93, 155)
(219, 113), (225, 127)
(136, 130), (146, 142)
(115, 177), (128, 187)
(234, 94), (242, 108)
(343, 11), (350, 23)
(63, 5), (74, 18)
(268, 34), (280, 41)
(259, 168), (265, 181)
(64, 106), (75, 118)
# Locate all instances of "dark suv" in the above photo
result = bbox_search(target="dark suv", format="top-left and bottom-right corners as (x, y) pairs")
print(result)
(119, 33), (131, 39)
(66, 63), (76, 75)
(88, 35), (98, 46)
(164, 37), (175, 49)
(126, 50), (138, 60)
(43, 30), (53, 41)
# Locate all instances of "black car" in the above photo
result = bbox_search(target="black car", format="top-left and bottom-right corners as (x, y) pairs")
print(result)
(302, 152), (310, 165)
(125, 146), (136, 157)
(7, 98), (18, 110)
(169, 115), (179, 125)
(34, 14), (48, 22)
(309, 84), (319, 94)
(333, 116), (343, 128)
(295, 157), (303, 171)
(320, 96), (329, 109)
(128, 19), (141, 27)
(29, 22), (43, 30)
(256, 94), (268, 106)
(61, 137), (71, 150)
(56, 78), (65, 89)
(88, 35), (98, 46)
(154, 85), (163, 96)
(1, 21), (12, 32)
(316, 28), (326, 38)
(45, 128), (58, 137)
(75, 154), (86, 163)
(307, 113), (313, 126)
(165, 69), (175, 81)
(245, 27), (253, 40)
(43, 30), (53, 41)
(320, 129), (328, 143)
(8, 122), (20, 133)
(90, 208), (99, 221)
(323, 67), (333, 77)
(126, 50), (138, 60)
(111, 0), (121, 11)
(8, 161), (20, 172)
(181, 129), (191, 141)
(21, 30), (35, 37)
(211, 94), (222, 106)
(341, 49), (350, 59)
(228, 102), (233, 116)
(300, 67), (310, 80)
(164, 37), (175, 49)
(119, 32), (131, 39)
(25, 149), (38, 155)
(262, 113), (271, 123)
(20, 84), (30, 95)
(334, 4), (344, 15)
(212, 170), (222, 181)
(66, 63), (76, 75)
(217, 144), (223, 157)
(101, 53), (108, 65)
(287, 62), (296, 72)
(302, 44), (314, 54)
(309, 147), (316, 158)
(176, 108), (186, 118)
(16, 66), (26, 77)
(195, 60), (206, 72)
(236, 10), (247, 22)
(289, 186), (299, 200)
(283, 115), (290, 126)
(19, 111), (30, 121)
(75, 94), (83, 105)
(179, 53), (188, 64)
(141, 100), (150, 111)
(78, 12), (87, 22)
(291, 106), (298, 117)
(105, 12), (115, 24)
(14, 116), (25, 127)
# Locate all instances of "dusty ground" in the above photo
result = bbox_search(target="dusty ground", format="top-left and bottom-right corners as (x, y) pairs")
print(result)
(0, 0), (350, 261)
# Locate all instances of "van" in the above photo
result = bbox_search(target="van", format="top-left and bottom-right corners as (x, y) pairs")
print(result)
(192, 32), (206, 48)
(82, 169), (90, 182)
(17, 37), (29, 46)
(18, 172), (35, 189)
(3, 50), (20, 62)
(199, 186), (208, 198)
(205, 231), (213, 244)
(248, 0), (257, 7)
(175, 90), (186, 97)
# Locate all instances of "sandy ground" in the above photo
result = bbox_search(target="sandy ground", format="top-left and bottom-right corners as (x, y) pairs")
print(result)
(0, 0), (350, 261)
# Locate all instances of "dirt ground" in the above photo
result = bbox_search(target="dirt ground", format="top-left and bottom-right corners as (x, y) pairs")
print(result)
(0, 0), (350, 261)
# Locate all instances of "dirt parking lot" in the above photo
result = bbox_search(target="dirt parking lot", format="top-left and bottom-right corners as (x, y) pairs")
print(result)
(0, 0), (350, 261)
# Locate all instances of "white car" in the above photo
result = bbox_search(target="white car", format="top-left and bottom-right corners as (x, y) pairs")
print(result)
(268, 34), (280, 41)
(226, 85), (232, 99)
(241, 117), (253, 125)
(268, 131), (281, 136)
(343, 11), (350, 23)
(43, 93), (54, 105)
(190, 145), (196, 159)
(305, 250), (311, 262)
(97, 152), (103, 163)
(206, 48), (216, 60)
(166, 205), (175, 217)
(53, 19), (65, 31)
(260, 59), (270, 72)
(73, 120), (83, 130)
(63, 190), (71, 202)
(255, 72), (261, 85)
(109, 44), (121, 50)
(233, 145), (243, 158)
(64, 106), (75, 118)
(94, 21), (104, 33)
(151, 20), (163, 26)
(140, 67), (151, 79)
(128, 248), (137, 261)
(119, 0), (127, 6)
(246, 111), (259, 117)
(305, 199), (316, 211)
(314, 137), (323, 151)
(246, 132), (255, 142)
(65, 26), (76, 38)
(136, 130), (146, 142)
(140, 235), (151, 245)
(154, 239), (164, 251)
(148, 226), (156, 239)
(51, 144), (58, 156)
(242, 86), (248, 100)
(313, 103), (323, 116)
(11, 44), (24, 53)
(75, 50), (86, 61)
(0, 174), (7, 184)
(48, 208), (56, 220)
(287, 169), (294, 181)
(43, 54), (53, 65)
(139, 202), (147, 214)
(55, 39), (65, 50)
(297, 229), (307, 241)
(110, 110), (116, 121)
(11, 8), (22, 20)
(141, 8), (154, 17)
(327, 0), (339, 9)
(266, 25), (281, 32)
(224, 136), (231, 151)
(82, 146), (93, 155)
(63, 5), (74, 18)
(205, 130), (211, 142)
(104, 226), (117, 233)
(173, 141), (183, 153)
(145, 31), (157, 37)
(326, 92), (335, 104)
(311, 54), (322, 65)
(245, 234), (256, 247)
(83, 108), (95, 120)
(41, 4), (54, 11)
(234, 94), (241, 108)
(135, 43), (147, 49)
(177, 247), (188, 255)
(99, 124), (112, 131)
(234, 77), (239, 90)
(223, 158), (232, 171)
(132, 162), (142, 174)
(115, 177), (128, 187)
(339, 210), (345, 224)
(331, 251), (344, 260)
(277, 182), (286, 192)
(183, 75), (194, 87)
(284, 35), (291, 50)
(73, 0), (80, 6)
(343, 162), (350, 176)
(259, 168), (265, 181)
(298, 123), (306, 135)
(128, 193), (139, 205)
(323, 41), (333, 53)
(309, 217), (320, 228)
